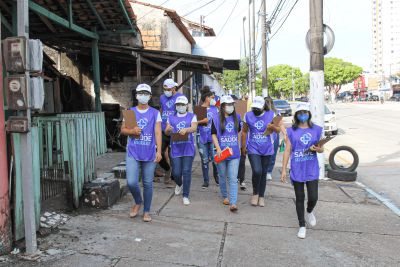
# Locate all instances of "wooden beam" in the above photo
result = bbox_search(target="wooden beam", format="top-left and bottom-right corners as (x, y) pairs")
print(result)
(139, 56), (165, 71)
(136, 53), (142, 84)
(150, 58), (184, 86)
(37, 15), (57, 33)
(176, 72), (194, 90)
(0, 12), (12, 33)
(118, 0), (136, 34)
(85, 0), (106, 30)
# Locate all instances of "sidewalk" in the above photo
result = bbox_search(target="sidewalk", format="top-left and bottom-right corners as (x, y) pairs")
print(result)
(2, 153), (400, 266)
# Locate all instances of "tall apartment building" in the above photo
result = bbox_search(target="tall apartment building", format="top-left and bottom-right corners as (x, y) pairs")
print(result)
(372, 0), (400, 78)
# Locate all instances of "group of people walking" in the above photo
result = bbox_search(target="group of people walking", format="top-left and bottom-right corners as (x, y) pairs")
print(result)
(121, 79), (324, 239)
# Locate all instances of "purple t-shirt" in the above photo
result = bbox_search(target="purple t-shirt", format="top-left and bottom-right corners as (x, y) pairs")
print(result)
(169, 113), (195, 158)
(212, 114), (241, 160)
(127, 107), (159, 161)
(198, 106), (218, 144)
(245, 110), (274, 156)
(287, 125), (323, 182)
(160, 92), (183, 131)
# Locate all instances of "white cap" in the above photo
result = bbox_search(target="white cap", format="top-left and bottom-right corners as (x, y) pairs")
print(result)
(136, 83), (151, 93)
(251, 96), (265, 109)
(163, 78), (177, 89)
(175, 95), (188, 105)
(295, 102), (310, 112)
(220, 95), (235, 104)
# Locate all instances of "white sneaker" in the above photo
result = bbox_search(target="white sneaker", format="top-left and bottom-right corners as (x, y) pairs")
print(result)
(183, 197), (190, 205)
(267, 173), (272, 180)
(305, 211), (317, 227)
(297, 227), (306, 239)
(175, 185), (182, 195)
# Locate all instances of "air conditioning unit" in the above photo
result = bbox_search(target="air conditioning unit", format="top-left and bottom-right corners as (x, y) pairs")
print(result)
(6, 75), (28, 110)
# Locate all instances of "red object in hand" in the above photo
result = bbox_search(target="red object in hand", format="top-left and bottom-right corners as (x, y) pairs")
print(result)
(214, 147), (233, 163)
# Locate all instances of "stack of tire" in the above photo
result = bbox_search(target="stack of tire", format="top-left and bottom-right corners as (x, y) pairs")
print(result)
(327, 146), (359, 182)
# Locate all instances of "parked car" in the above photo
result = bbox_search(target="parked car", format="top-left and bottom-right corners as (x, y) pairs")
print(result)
(295, 96), (309, 102)
(336, 92), (354, 102)
(389, 93), (400, 101)
(273, 99), (292, 116)
(368, 95), (379, 101)
(324, 105), (338, 135)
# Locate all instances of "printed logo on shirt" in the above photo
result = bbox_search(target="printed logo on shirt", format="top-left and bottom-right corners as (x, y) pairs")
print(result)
(254, 120), (265, 130)
(176, 121), (187, 131)
(226, 122), (234, 133)
(137, 118), (148, 129)
(300, 133), (312, 145)
(166, 99), (175, 108)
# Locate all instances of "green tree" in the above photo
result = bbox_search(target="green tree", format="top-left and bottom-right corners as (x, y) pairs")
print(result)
(219, 58), (249, 96)
(324, 58), (363, 95)
(267, 64), (303, 99)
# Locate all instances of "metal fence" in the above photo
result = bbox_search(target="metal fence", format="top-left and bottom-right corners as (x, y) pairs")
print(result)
(12, 112), (107, 240)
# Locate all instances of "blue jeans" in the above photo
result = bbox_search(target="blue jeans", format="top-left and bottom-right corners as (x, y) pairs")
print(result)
(171, 156), (194, 198)
(267, 134), (280, 173)
(217, 158), (240, 205)
(126, 155), (156, 213)
(248, 154), (271, 197)
(198, 141), (219, 183)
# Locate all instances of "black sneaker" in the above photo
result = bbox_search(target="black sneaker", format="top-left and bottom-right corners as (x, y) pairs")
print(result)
(240, 182), (247, 191)
(202, 182), (209, 189)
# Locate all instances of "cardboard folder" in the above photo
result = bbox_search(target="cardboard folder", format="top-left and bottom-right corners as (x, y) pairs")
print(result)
(171, 132), (189, 142)
(264, 115), (283, 136)
(306, 135), (336, 152)
(235, 100), (248, 119)
(194, 106), (207, 121)
(122, 110), (137, 129)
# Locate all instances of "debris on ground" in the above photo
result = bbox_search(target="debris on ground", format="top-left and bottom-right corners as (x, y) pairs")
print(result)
(40, 212), (71, 229)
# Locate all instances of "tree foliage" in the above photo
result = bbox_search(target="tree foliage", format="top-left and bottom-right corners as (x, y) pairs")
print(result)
(324, 57), (363, 94)
(267, 65), (305, 99)
(219, 58), (249, 95)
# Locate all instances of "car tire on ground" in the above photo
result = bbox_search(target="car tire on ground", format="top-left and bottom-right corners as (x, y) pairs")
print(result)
(329, 145), (359, 172)
(327, 168), (357, 182)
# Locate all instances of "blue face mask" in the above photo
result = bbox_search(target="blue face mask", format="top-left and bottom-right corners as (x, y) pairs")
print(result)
(297, 113), (310, 123)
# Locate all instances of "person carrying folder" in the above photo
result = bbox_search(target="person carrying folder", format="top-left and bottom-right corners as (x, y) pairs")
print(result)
(241, 96), (280, 207)
(197, 87), (220, 188)
(281, 102), (324, 239)
(211, 95), (242, 212)
(121, 84), (162, 222)
(165, 96), (198, 205)
(159, 78), (184, 187)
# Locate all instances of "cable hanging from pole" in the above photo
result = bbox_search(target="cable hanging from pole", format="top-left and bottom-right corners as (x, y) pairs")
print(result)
(269, 0), (299, 41)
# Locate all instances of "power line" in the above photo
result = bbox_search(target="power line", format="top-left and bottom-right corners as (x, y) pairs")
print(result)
(204, 0), (239, 48)
(269, 0), (299, 41)
(183, 0), (217, 17)
(136, 0), (171, 22)
(205, 0), (227, 17)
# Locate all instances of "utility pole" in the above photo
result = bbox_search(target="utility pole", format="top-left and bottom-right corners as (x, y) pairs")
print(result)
(251, 0), (256, 100)
(200, 15), (205, 36)
(0, 12), (12, 256)
(248, 1), (252, 96)
(292, 67), (295, 101)
(261, 0), (268, 97)
(243, 17), (247, 58)
(18, 1), (38, 253)
(309, 0), (325, 179)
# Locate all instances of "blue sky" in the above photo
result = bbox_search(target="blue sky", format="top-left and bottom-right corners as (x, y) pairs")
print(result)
(141, 0), (372, 72)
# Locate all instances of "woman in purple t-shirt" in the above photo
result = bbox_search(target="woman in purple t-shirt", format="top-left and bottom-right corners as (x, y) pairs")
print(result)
(165, 96), (198, 205)
(121, 84), (162, 222)
(281, 102), (324, 239)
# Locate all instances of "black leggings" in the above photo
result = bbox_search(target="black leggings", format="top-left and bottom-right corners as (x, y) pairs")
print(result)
(159, 132), (171, 172)
(293, 180), (318, 227)
(237, 154), (246, 184)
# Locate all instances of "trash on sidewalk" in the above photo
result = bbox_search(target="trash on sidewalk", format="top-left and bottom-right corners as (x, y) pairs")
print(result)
(40, 212), (71, 229)
(82, 178), (120, 209)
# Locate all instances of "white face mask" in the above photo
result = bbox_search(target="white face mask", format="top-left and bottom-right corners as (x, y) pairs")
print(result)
(137, 94), (150, 104)
(224, 106), (234, 115)
(210, 98), (216, 106)
(176, 106), (187, 114)
(164, 91), (173, 97)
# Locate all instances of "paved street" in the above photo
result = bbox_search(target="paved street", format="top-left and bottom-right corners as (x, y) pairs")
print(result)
(324, 102), (400, 208)
(2, 151), (400, 266)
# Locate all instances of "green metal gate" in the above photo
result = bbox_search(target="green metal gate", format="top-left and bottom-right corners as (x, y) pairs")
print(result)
(11, 112), (107, 240)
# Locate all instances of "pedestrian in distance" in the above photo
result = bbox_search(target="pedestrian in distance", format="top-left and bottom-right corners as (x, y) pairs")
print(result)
(211, 95), (242, 212)
(281, 102), (324, 239)
(237, 93), (252, 191)
(121, 84), (162, 222)
(197, 87), (220, 188)
(159, 78), (184, 187)
(241, 96), (280, 207)
(165, 96), (198, 205)
(264, 96), (286, 180)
